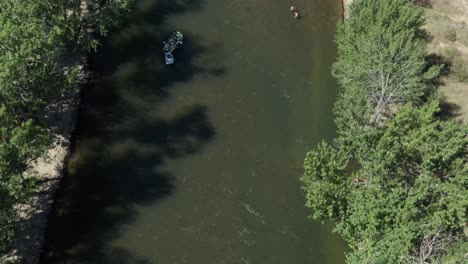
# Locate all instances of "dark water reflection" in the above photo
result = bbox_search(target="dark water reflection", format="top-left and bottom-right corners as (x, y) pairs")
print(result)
(42, 0), (346, 263)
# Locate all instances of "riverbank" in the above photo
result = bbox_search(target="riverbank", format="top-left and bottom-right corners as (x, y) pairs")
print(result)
(342, 0), (353, 19)
(0, 2), (84, 262)
(0, 1), (135, 262)
(1, 90), (81, 264)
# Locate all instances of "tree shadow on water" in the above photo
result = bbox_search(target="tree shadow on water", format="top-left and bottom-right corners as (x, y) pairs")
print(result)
(41, 104), (214, 264)
(41, 0), (220, 263)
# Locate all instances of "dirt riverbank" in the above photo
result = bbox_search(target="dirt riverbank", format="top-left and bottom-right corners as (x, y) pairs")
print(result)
(342, 0), (353, 19)
(1, 91), (81, 264)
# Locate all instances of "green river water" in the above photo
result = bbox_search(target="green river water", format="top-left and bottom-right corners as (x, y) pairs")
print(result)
(42, 0), (346, 263)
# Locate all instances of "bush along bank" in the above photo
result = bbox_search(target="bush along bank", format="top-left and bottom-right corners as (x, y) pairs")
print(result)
(301, 0), (467, 263)
(0, 0), (134, 262)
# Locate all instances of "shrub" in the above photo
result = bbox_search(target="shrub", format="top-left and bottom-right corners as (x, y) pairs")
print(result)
(444, 29), (457, 42)
(451, 58), (468, 82)
(443, 47), (461, 59)
(443, 48), (468, 82)
(0, 194), (15, 254)
(459, 27), (468, 45)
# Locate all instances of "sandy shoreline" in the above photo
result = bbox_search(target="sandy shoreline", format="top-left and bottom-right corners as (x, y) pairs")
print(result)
(0, 1), (91, 263)
(1, 89), (81, 264)
(342, 0), (353, 19)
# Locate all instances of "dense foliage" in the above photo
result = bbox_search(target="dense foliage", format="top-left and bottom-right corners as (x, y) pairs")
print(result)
(303, 102), (467, 263)
(302, 0), (467, 263)
(333, 0), (440, 137)
(0, 0), (133, 255)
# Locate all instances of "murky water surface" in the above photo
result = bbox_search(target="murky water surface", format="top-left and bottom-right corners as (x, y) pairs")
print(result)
(42, 0), (346, 263)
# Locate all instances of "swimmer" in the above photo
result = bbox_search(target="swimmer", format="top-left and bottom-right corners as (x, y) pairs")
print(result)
(290, 6), (299, 18)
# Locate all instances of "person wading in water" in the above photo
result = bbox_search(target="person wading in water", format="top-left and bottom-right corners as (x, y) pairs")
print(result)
(290, 6), (300, 19)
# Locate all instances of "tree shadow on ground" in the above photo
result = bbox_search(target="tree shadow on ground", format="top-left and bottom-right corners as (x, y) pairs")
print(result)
(424, 54), (464, 122)
(438, 97), (462, 121)
(40, 0), (222, 263)
(425, 53), (452, 87)
(418, 29), (435, 44)
(414, 0), (432, 8)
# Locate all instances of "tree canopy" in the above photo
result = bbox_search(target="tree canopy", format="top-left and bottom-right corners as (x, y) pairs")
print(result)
(302, 0), (468, 262)
(303, 102), (467, 263)
(333, 0), (440, 135)
(0, 0), (134, 255)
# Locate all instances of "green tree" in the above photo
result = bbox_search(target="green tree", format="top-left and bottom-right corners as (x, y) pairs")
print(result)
(0, 189), (15, 254)
(302, 141), (350, 222)
(304, 1), (468, 262)
(0, 105), (50, 253)
(302, 101), (468, 263)
(0, 0), (79, 117)
(0, 0), (134, 117)
(333, 0), (440, 134)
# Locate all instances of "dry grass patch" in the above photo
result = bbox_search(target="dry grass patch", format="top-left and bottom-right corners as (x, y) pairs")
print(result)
(439, 78), (468, 123)
(425, 0), (468, 123)
(442, 48), (468, 82)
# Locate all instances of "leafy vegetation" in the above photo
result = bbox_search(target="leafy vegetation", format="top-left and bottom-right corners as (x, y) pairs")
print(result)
(302, 0), (467, 262)
(443, 48), (468, 83)
(0, 0), (133, 255)
(303, 102), (467, 263)
(333, 0), (440, 130)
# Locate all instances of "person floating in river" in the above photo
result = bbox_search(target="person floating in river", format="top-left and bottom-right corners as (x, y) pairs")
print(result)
(290, 6), (300, 19)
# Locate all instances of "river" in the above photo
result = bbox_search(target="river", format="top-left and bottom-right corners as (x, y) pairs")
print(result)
(41, 0), (346, 263)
